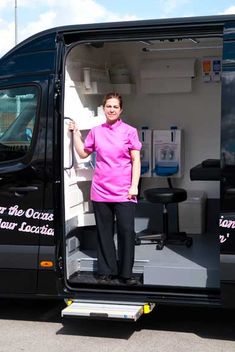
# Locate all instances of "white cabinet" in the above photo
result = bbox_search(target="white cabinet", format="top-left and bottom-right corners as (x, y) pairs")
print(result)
(140, 58), (195, 94)
(71, 81), (134, 95)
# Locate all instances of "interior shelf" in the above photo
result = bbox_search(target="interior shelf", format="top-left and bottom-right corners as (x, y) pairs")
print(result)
(70, 81), (134, 95)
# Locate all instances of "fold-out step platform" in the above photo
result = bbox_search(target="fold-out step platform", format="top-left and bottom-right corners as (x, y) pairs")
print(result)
(61, 300), (154, 321)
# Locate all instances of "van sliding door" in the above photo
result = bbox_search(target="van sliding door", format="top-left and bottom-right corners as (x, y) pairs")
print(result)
(220, 21), (235, 307)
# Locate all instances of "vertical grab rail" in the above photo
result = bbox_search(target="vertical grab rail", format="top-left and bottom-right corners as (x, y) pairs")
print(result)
(64, 117), (75, 170)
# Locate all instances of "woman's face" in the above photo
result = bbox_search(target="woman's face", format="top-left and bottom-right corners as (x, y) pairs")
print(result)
(103, 97), (122, 124)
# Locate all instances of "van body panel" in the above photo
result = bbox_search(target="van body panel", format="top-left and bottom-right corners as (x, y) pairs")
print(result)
(220, 22), (235, 253)
(0, 71), (57, 293)
(0, 33), (57, 79)
(0, 245), (38, 268)
(218, 21), (235, 306)
(1, 14), (235, 308)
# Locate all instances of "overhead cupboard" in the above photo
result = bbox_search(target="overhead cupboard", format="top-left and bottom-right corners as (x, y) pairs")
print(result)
(140, 58), (196, 93)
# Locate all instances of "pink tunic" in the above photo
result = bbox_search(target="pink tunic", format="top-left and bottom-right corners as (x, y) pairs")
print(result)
(84, 119), (142, 202)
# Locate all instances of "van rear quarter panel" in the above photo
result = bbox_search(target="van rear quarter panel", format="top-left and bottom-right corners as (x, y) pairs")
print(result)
(221, 23), (235, 255)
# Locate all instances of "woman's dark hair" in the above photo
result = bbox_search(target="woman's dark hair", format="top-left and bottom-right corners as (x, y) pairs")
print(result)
(102, 92), (123, 109)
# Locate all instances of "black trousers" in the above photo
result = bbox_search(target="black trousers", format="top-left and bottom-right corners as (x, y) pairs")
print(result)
(92, 201), (136, 278)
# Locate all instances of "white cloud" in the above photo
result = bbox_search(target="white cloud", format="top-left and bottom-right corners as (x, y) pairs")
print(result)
(222, 6), (235, 15)
(50, 0), (138, 25)
(0, 0), (11, 10)
(12, 0), (53, 8)
(158, 0), (190, 17)
(0, 19), (15, 56)
(0, 0), (138, 57)
(20, 11), (57, 39)
(0, 0), (137, 56)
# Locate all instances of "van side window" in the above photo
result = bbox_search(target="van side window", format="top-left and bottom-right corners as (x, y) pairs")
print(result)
(0, 86), (38, 162)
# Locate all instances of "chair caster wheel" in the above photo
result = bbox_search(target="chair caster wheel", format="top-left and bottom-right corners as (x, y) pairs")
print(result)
(186, 237), (193, 247)
(135, 238), (141, 245)
(156, 242), (164, 250)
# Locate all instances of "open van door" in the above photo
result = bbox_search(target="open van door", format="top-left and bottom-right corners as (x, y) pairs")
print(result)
(220, 21), (235, 307)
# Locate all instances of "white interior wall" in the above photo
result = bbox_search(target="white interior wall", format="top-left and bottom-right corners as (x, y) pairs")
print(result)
(107, 41), (221, 198)
(124, 73), (221, 197)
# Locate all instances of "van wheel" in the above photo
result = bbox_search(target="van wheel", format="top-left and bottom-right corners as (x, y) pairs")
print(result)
(186, 237), (193, 247)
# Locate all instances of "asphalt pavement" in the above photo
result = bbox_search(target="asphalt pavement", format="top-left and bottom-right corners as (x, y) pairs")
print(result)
(0, 299), (234, 352)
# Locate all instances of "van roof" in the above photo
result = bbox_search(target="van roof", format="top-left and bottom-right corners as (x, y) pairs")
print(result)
(1, 14), (235, 80)
(2, 14), (235, 59)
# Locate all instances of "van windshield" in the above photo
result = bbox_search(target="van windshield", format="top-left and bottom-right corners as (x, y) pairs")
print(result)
(0, 86), (38, 162)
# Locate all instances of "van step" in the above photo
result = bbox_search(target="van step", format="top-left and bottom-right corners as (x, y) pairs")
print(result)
(61, 300), (155, 321)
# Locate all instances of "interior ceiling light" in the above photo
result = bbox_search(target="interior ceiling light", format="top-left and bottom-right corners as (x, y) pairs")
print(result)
(142, 45), (222, 52)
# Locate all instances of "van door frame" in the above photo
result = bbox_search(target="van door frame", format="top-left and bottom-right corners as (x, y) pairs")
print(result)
(220, 21), (235, 308)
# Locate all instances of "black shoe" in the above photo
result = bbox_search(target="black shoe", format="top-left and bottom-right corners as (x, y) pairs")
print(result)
(120, 277), (139, 286)
(97, 274), (112, 284)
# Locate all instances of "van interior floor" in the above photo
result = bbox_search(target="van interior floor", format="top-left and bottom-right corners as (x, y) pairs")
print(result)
(68, 231), (220, 289)
(134, 231), (220, 288)
(69, 271), (143, 286)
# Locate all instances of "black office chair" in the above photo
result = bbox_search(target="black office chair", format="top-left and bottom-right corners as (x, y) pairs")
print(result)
(136, 179), (193, 250)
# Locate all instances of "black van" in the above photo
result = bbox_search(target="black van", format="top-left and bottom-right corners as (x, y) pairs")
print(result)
(0, 14), (235, 320)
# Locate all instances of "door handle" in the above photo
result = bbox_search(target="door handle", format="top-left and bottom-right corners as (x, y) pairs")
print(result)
(8, 186), (39, 193)
(64, 116), (75, 170)
(224, 187), (235, 195)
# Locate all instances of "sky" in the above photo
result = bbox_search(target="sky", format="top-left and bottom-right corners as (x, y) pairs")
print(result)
(1, 0), (235, 57)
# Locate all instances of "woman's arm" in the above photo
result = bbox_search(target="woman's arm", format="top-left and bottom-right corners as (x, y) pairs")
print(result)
(68, 121), (90, 159)
(128, 149), (141, 199)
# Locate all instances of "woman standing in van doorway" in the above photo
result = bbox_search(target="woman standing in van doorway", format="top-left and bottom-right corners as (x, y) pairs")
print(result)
(69, 92), (142, 285)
